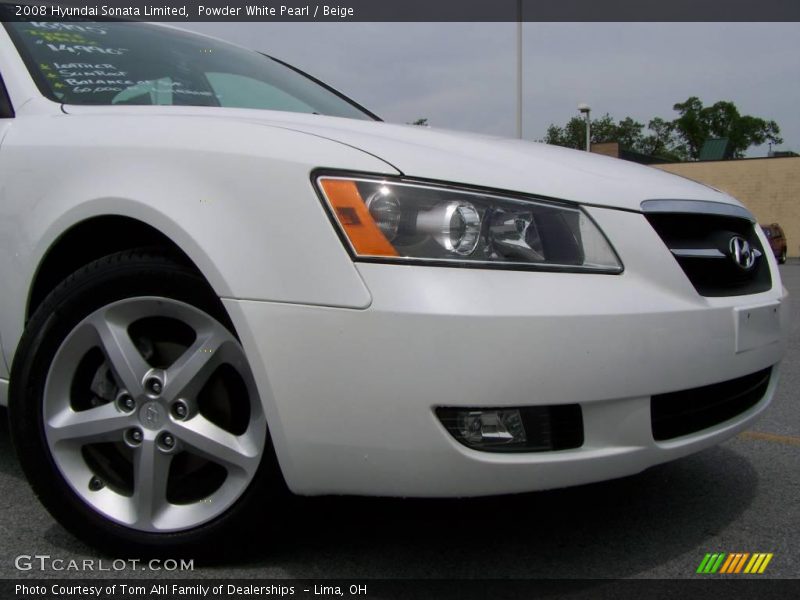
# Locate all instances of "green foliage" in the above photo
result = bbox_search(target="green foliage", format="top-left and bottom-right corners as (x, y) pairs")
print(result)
(544, 113), (656, 154)
(671, 97), (782, 159)
(544, 98), (782, 161)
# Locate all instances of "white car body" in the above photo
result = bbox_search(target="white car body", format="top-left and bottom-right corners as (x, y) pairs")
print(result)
(0, 23), (789, 504)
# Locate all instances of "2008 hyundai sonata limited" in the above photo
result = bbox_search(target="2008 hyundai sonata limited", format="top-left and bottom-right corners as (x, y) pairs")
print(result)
(0, 17), (788, 554)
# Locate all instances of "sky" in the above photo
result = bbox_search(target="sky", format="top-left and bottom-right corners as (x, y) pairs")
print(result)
(181, 22), (800, 156)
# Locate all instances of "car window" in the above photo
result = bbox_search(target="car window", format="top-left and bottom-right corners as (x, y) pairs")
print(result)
(2, 20), (376, 120)
(205, 72), (316, 113)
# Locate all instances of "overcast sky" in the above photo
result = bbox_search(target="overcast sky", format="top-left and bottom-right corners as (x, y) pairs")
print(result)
(181, 22), (800, 156)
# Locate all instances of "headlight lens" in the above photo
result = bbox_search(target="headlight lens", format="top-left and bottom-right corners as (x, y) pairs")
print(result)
(316, 175), (622, 272)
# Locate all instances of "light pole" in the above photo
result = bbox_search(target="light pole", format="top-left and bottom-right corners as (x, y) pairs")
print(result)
(578, 103), (591, 151)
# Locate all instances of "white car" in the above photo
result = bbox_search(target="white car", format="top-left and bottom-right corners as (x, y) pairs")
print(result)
(0, 19), (788, 554)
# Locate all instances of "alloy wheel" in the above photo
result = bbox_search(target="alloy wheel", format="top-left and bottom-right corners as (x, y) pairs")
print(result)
(42, 297), (266, 532)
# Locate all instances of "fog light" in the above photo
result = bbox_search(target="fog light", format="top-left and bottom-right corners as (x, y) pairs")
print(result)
(456, 409), (526, 446)
(437, 405), (585, 453)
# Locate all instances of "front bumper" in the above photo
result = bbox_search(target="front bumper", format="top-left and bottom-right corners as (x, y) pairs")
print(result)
(223, 206), (788, 497)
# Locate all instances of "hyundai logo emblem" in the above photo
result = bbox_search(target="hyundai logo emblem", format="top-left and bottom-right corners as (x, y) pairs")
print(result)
(728, 236), (761, 271)
(139, 402), (164, 430)
(145, 405), (159, 424)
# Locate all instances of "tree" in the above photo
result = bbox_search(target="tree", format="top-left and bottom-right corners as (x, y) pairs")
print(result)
(543, 113), (634, 150)
(639, 117), (686, 161)
(614, 117), (646, 150)
(544, 98), (782, 161)
(671, 97), (782, 159)
(543, 119), (584, 149)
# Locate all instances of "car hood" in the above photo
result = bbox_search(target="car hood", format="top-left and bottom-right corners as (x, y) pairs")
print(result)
(63, 105), (743, 212)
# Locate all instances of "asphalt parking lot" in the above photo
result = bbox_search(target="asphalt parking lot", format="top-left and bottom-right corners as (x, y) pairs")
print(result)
(1, 264), (798, 581)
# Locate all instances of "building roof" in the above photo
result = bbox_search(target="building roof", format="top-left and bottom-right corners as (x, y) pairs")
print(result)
(699, 137), (733, 161)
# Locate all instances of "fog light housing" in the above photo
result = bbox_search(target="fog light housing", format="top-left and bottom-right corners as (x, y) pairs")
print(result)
(458, 410), (526, 445)
(436, 405), (585, 453)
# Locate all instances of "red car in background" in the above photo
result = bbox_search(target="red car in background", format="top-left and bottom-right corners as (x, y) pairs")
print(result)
(762, 223), (788, 264)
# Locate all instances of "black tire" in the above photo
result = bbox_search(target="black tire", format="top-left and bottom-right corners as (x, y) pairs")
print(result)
(9, 249), (285, 558)
(778, 249), (787, 264)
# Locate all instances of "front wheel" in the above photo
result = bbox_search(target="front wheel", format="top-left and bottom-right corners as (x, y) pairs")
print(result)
(779, 248), (787, 264)
(10, 250), (284, 556)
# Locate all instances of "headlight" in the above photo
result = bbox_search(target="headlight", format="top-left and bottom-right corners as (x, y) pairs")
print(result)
(316, 175), (622, 272)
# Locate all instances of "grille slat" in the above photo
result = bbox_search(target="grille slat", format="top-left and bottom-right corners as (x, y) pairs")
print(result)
(651, 368), (772, 441)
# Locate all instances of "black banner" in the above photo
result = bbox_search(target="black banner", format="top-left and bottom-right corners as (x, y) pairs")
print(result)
(4, 579), (800, 600)
(2, 0), (800, 22)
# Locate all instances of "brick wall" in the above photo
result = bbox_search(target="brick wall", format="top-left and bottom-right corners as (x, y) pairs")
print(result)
(590, 142), (620, 158)
(653, 157), (800, 257)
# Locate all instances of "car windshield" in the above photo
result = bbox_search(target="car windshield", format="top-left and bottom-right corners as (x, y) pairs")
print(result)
(3, 20), (376, 120)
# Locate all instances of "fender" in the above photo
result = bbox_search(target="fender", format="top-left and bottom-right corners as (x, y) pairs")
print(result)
(0, 112), (400, 369)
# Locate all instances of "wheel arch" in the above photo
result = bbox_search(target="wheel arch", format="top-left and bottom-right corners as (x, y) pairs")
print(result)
(2, 198), (240, 381)
(26, 214), (231, 322)
(27, 215), (199, 322)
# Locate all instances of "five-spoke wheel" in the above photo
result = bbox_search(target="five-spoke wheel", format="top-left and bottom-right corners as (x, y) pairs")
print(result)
(44, 297), (266, 532)
(10, 250), (282, 554)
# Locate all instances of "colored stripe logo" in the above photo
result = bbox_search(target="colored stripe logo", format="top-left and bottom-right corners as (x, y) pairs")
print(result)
(697, 552), (773, 574)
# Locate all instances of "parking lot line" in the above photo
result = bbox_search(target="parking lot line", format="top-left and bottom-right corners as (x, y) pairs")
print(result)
(739, 430), (800, 447)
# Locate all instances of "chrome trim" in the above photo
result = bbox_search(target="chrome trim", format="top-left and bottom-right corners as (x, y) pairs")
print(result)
(641, 199), (755, 222)
(729, 236), (762, 271)
(0, 378), (7, 408)
(670, 248), (726, 259)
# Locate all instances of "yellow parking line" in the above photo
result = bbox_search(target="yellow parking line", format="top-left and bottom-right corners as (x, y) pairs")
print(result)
(739, 431), (800, 447)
